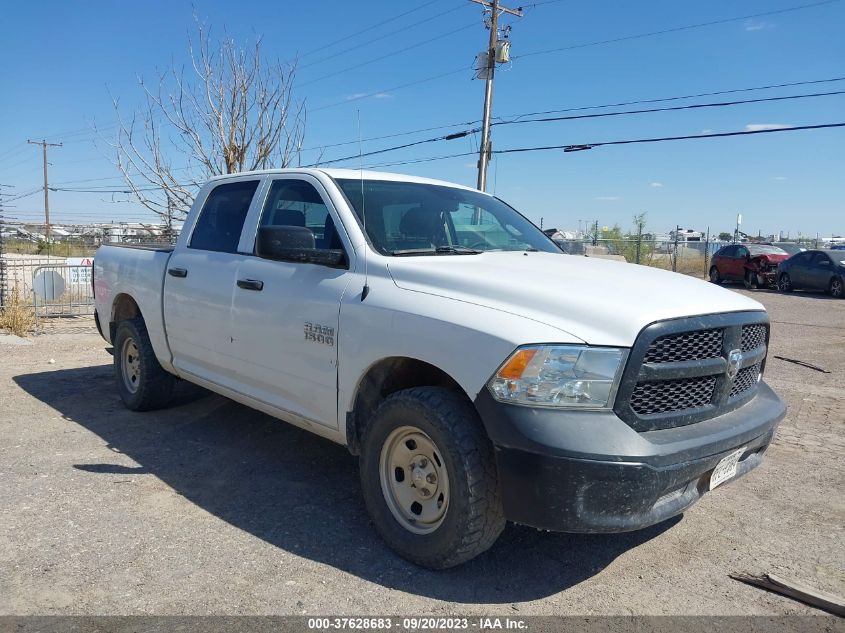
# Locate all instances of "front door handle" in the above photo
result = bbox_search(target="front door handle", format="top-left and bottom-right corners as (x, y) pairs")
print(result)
(237, 279), (264, 291)
(168, 267), (188, 278)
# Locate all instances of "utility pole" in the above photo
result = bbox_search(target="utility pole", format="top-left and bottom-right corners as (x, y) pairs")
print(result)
(28, 139), (62, 246)
(471, 0), (522, 192)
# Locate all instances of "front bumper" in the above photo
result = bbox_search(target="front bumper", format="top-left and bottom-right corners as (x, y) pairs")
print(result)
(473, 382), (786, 533)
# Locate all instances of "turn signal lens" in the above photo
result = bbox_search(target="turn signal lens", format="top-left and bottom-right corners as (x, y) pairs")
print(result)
(497, 348), (537, 379)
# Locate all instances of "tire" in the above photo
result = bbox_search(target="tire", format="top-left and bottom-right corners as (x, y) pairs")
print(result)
(359, 387), (505, 569)
(778, 273), (793, 293)
(709, 267), (722, 285)
(113, 317), (176, 411)
(743, 270), (756, 290)
(830, 276), (844, 298)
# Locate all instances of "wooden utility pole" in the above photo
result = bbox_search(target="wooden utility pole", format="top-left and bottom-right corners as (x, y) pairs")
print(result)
(471, 0), (522, 192)
(27, 139), (62, 244)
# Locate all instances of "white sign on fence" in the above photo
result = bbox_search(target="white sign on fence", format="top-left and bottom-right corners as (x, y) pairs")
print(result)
(65, 258), (93, 285)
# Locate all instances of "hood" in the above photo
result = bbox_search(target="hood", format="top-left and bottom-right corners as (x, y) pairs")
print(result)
(752, 253), (790, 264)
(387, 251), (764, 347)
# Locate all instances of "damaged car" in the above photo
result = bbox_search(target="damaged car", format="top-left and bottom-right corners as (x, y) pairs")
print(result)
(710, 244), (790, 289)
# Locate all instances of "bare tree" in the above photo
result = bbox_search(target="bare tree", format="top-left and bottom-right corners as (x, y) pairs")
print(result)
(107, 21), (308, 223)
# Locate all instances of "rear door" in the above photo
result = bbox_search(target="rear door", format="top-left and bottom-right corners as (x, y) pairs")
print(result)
(228, 175), (354, 428)
(163, 178), (262, 386)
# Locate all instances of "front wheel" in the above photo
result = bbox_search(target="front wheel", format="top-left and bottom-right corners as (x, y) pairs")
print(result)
(113, 317), (177, 411)
(778, 273), (793, 293)
(359, 387), (505, 569)
(831, 276), (844, 298)
(743, 270), (757, 290)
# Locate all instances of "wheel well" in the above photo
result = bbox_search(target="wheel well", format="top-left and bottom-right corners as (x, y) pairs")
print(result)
(109, 294), (142, 341)
(346, 357), (466, 455)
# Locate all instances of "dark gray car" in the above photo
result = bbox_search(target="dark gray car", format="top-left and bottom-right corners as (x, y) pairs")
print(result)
(777, 249), (845, 298)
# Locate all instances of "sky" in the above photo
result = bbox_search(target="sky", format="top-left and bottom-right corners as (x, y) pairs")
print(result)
(1, 0), (843, 237)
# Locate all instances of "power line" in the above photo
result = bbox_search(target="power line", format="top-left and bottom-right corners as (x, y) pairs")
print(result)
(11, 82), (845, 190)
(497, 76), (845, 120)
(299, 0), (451, 58)
(11, 123), (844, 192)
(494, 89), (845, 127)
(300, 3), (473, 70)
(515, 0), (844, 59)
(493, 122), (845, 155)
(295, 22), (478, 89)
(308, 129), (476, 167)
(358, 121), (845, 168)
(311, 89), (845, 166)
(298, 75), (845, 153)
(310, 66), (471, 112)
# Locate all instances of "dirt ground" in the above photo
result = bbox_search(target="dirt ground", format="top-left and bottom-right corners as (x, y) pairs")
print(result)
(0, 288), (842, 616)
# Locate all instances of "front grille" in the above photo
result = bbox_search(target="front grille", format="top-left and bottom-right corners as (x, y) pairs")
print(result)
(741, 324), (767, 352)
(614, 312), (769, 431)
(644, 329), (722, 363)
(730, 362), (762, 398)
(630, 376), (716, 415)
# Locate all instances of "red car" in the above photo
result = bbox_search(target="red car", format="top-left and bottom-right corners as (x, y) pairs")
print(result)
(709, 244), (790, 288)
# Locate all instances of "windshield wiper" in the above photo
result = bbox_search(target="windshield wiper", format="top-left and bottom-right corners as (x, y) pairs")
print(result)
(390, 246), (483, 256)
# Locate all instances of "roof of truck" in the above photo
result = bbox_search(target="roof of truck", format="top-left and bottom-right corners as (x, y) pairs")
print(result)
(206, 167), (482, 193)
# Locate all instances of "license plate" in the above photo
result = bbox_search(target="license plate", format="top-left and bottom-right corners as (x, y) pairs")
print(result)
(709, 447), (746, 490)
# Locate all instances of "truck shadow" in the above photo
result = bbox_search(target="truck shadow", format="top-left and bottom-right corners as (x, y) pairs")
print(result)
(14, 365), (677, 604)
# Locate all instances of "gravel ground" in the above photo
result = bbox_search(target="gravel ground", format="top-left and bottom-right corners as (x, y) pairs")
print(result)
(0, 288), (842, 616)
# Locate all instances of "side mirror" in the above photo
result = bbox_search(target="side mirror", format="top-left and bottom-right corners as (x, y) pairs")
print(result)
(256, 226), (347, 269)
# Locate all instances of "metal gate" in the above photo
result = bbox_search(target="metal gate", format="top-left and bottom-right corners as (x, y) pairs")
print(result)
(30, 263), (95, 317)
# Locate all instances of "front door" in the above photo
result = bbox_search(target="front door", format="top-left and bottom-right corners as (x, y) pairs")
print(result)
(788, 252), (813, 288)
(163, 178), (261, 387)
(805, 252), (833, 291)
(731, 245), (749, 280)
(229, 176), (353, 429)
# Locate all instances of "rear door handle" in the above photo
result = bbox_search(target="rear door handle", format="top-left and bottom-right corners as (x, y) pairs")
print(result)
(168, 267), (188, 278)
(237, 279), (264, 291)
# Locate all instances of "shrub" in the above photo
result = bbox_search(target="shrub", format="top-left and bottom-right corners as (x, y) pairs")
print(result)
(0, 288), (36, 337)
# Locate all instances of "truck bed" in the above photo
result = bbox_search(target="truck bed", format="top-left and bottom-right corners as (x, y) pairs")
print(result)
(93, 243), (174, 368)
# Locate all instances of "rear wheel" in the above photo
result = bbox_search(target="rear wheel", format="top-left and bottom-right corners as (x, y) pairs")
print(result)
(830, 276), (844, 298)
(113, 318), (177, 411)
(778, 273), (793, 293)
(709, 267), (722, 284)
(359, 387), (505, 569)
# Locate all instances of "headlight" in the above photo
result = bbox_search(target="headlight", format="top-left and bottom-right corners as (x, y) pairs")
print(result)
(488, 345), (628, 408)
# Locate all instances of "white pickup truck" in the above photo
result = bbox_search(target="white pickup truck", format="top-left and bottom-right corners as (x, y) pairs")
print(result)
(94, 168), (785, 568)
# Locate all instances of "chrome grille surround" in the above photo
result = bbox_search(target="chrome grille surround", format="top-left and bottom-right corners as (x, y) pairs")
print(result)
(614, 312), (769, 432)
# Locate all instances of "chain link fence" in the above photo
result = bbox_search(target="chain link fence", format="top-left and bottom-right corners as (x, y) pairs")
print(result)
(553, 236), (722, 278)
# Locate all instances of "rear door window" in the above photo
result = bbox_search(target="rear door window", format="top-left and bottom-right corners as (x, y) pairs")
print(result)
(811, 253), (832, 267)
(190, 180), (260, 253)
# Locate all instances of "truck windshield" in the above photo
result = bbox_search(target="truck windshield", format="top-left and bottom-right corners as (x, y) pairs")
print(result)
(336, 178), (559, 256)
